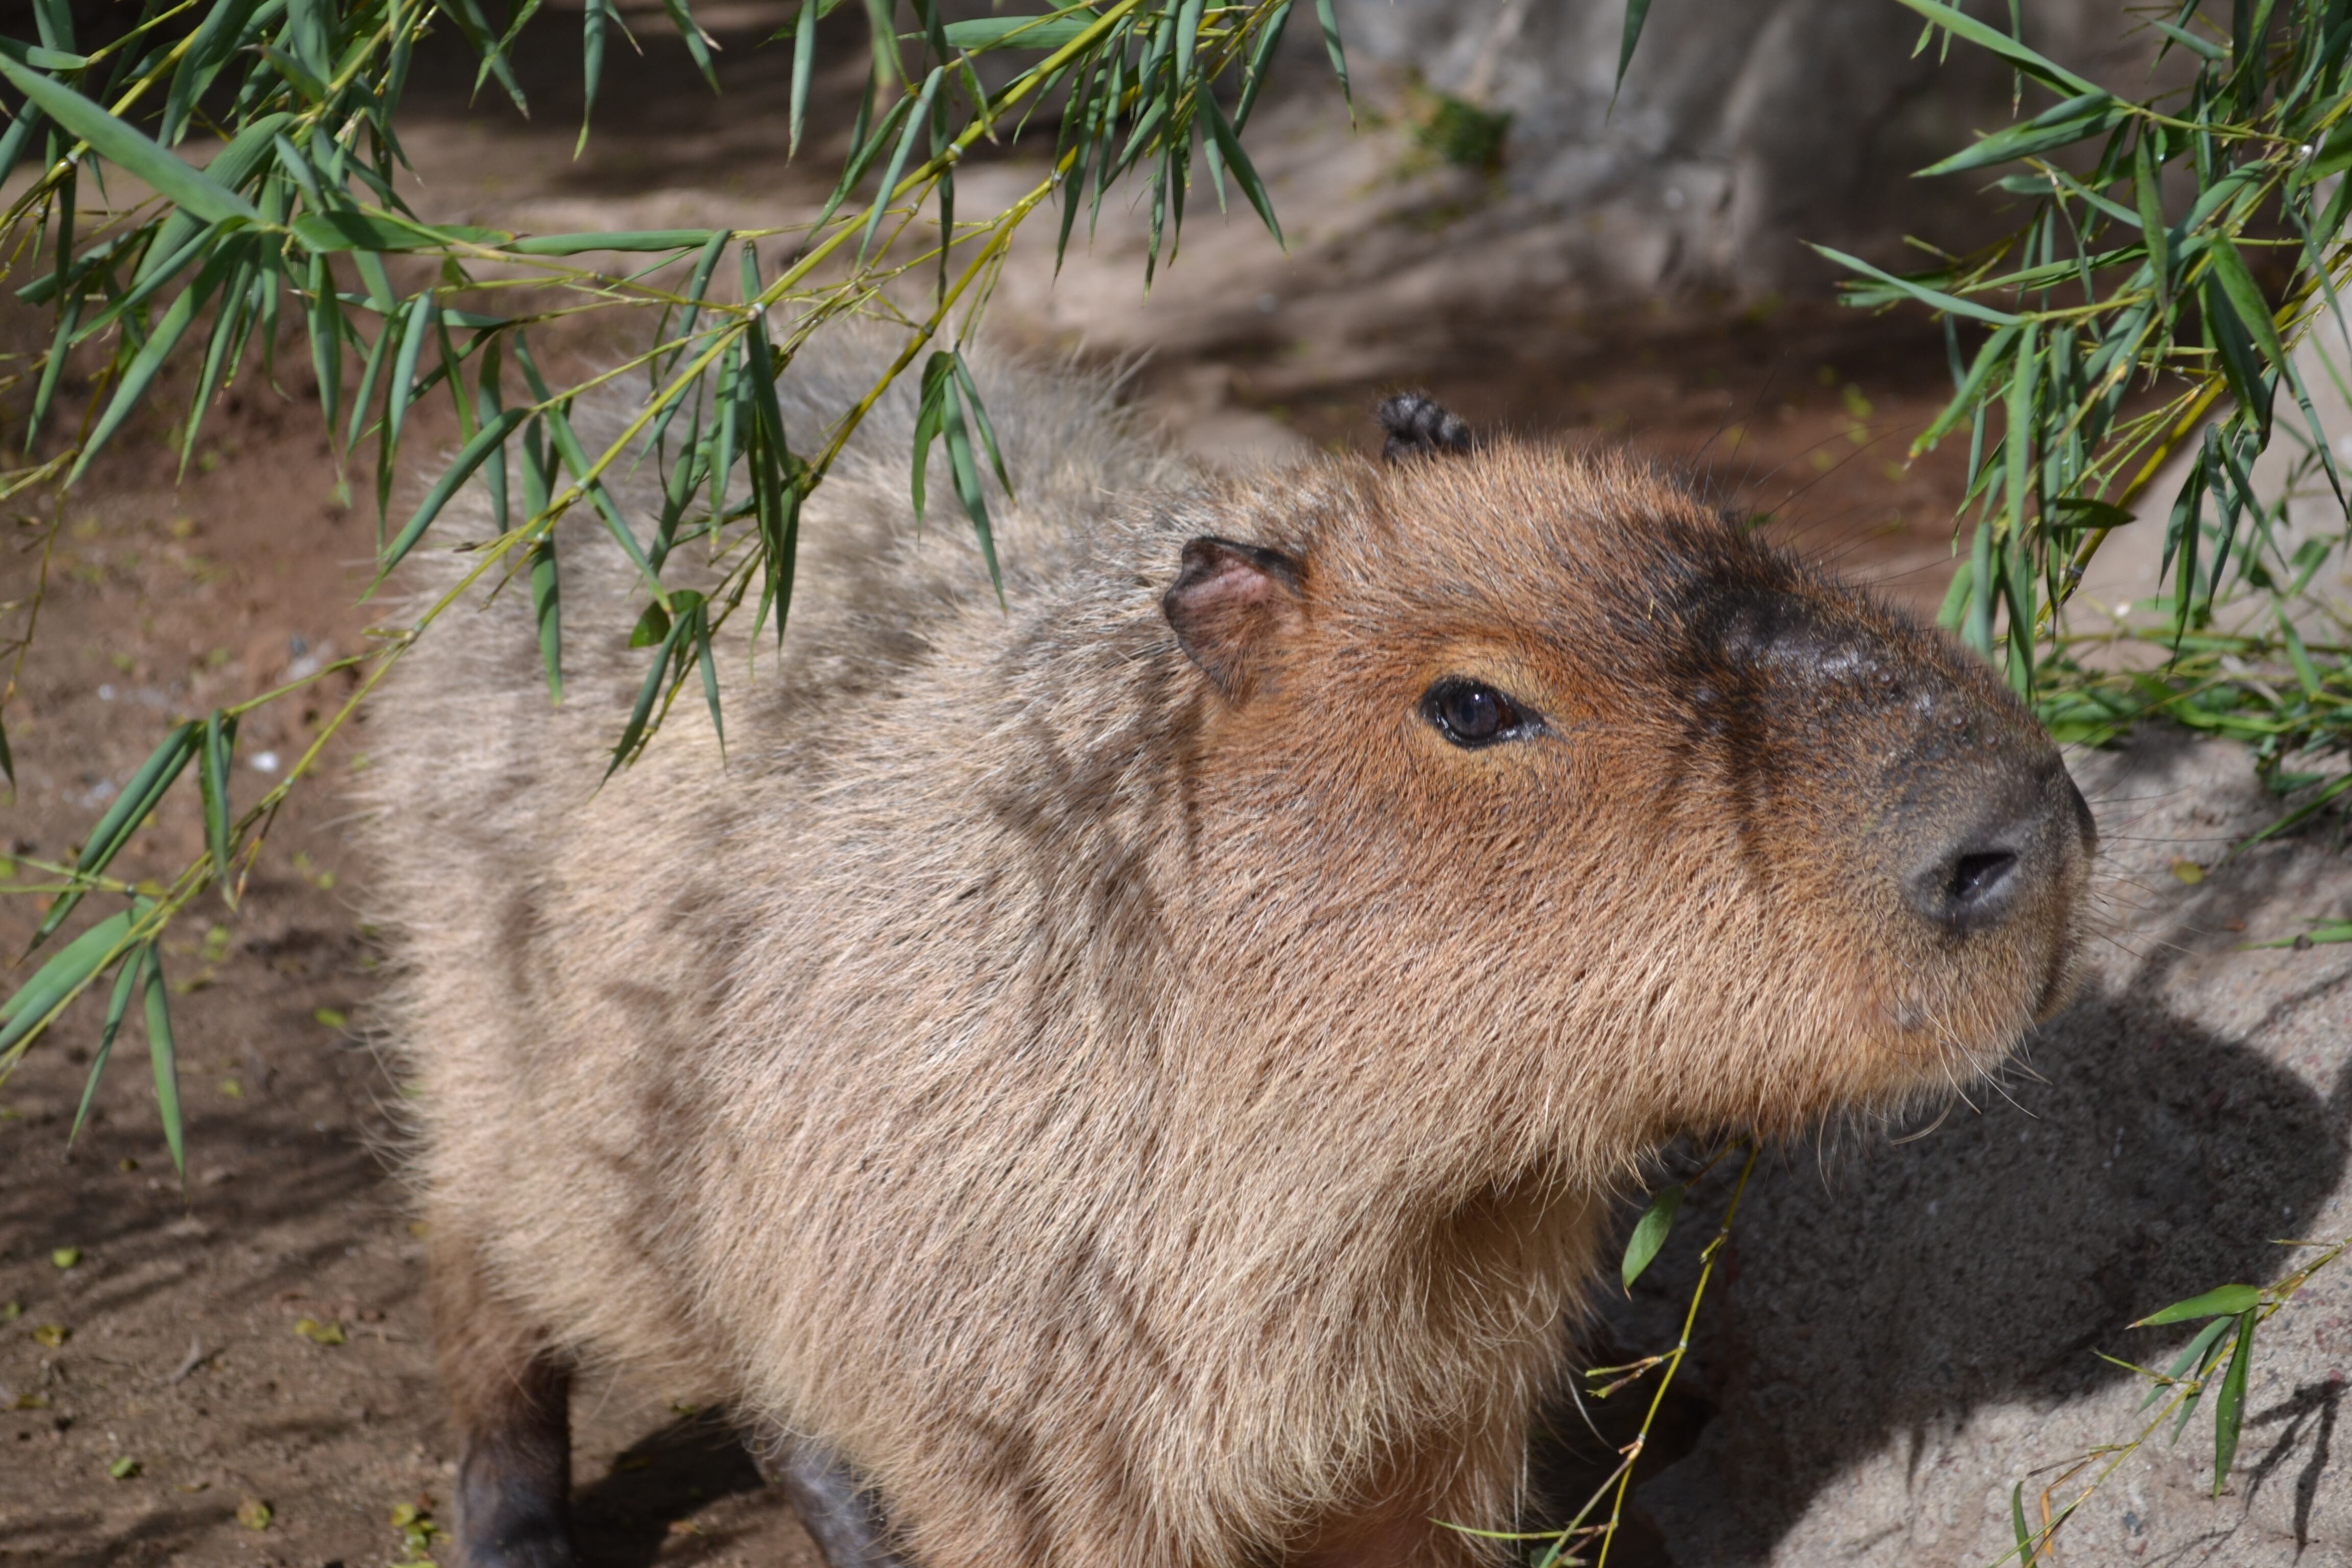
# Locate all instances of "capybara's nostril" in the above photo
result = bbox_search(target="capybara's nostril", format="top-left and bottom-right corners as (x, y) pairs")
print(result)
(1906, 831), (2029, 933)
(1946, 850), (2018, 907)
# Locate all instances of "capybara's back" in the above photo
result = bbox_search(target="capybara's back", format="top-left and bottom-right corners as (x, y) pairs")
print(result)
(363, 337), (2094, 1568)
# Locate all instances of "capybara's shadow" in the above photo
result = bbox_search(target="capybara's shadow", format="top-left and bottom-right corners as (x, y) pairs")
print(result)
(572, 1411), (770, 1567)
(1550, 959), (2352, 1564)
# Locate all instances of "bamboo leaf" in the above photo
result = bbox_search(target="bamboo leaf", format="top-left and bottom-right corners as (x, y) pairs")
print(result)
(1882, 0), (2100, 96)
(34, 725), (197, 947)
(860, 67), (943, 263)
(1312, 0), (1350, 106)
(790, 0), (819, 156)
(2137, 1283), (2263, 1326)
(67, 951), (143, 1150)
(1613, 0), (1654, 94)
(1812, 246), (2022, 326)
(0, 906), (138, 1058)
(530, 535), (563, 703)
(140, 944), (184, 1180)
(1620, 1182), (1685, 1289)
(198, 712), (238, 894)
(0, 53), (262, 227)
(377, 408), (529, 576)
(2212, 1310), (2256, 1493)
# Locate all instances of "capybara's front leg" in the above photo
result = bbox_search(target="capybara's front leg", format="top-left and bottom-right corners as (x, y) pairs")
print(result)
(753, 1427), (908, 1568)
(432, 1219), (577, 1568)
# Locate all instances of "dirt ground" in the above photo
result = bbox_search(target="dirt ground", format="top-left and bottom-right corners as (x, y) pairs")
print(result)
(0, 11), (2139, 1567)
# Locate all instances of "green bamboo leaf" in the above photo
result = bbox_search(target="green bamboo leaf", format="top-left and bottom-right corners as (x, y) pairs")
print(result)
(2203, 274), (2274, 437)
(942, 13), (1098, 50)
(24, 295), (79, 451)
(910, 351), (951, 522)
(2279, 609), (2322, 699)
(940, 378), (1006, 605)
(530, 535), (562, 703)
(34, 724), (197, 947)
(2207, 238), (2289, 377)
(790, 0), (819, 156)
(2142, 1312), (2235, 1410)
(861, 67), (943, 263)
(346, 314), (396, 453)
(509, 340), (667, 600)
(0, 906), (137, 1058)
(68, 244), (242, 485)
(630, 599), (672, 648)
(377, 407), (528, 576)
(159, 0), (268, 144)
(2011, 1481), (2034, 1565)
(67, 950), (143, 1150)
(507, 229), (716, 255)
(1883, 0), (2100, 95)
(863, 0), (902, 88)
(946, 352), (1012, 495)
(384, 291), (437, 472)
(660, 0), (721, 91)
(2239, 771), (2352, 850)
(692, 601), (724, 750)
(180, 252), (256, 478)
(580, 0), (611, 153)
(2212, 1310), (2256, 1493)
(1920, 92), (2123, 176)
(0, 103), (44, 190)
(303, 251), (346, 451)
(2137, 1283), (2263, 1326)
(1813, 246), (2022, 327)
(140, 945), (184, 1180)
(1613, 0), (1653, 94)
(1620, 1182), (1685, 1289)
(292, 211), (507, 252)
(2135, 132), (2170, 316)
(0, 53), (261, 227)
(2151, 18), (2226, 61)
(1201, 89), (1283, 247)
(1234, 0), (1292, 130)
(1312, 0), (1350, 106)
(606, 595), (693, 777)
(257, 42), (329, 102)
(198, 711), (238, 894)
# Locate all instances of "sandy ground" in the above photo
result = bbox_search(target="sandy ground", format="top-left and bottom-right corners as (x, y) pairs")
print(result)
(0, 10), (2283, 1567)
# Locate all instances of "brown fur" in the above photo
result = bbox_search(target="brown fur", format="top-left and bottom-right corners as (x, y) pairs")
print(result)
(360, 335), (2092, 1568)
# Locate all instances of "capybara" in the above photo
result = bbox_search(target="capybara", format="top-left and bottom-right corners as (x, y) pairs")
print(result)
(360, 338), (2095, 1568)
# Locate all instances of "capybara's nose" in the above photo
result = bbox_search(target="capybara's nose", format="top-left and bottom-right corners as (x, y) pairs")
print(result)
(1898, 758), (2085, 936)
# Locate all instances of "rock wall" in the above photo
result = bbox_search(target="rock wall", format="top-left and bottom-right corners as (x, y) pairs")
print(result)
(1330, 0), (2152, 296)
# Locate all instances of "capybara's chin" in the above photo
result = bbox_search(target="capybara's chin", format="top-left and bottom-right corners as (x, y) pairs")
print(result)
(362, 344), (2091, 1568)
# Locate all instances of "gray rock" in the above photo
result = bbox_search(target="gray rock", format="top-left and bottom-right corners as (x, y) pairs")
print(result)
(1332, 0), (2168, 295)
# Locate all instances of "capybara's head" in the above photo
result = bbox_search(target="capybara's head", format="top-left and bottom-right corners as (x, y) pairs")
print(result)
(1158, 431), (2093, 1161)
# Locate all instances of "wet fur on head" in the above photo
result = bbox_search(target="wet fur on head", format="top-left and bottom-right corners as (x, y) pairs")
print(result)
(360, 331), (2089, 1568)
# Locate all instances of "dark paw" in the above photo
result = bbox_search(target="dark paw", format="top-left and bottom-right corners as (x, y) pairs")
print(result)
(1377, 393), (1475, 463)
(461, 1520), (577, 1568)
(458, 1455), (578, 1568)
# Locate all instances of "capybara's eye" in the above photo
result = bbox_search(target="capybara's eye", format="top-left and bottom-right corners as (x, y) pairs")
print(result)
(1422, 679), (1534, 748)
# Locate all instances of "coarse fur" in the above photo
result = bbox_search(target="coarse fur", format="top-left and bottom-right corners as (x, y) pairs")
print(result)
(360, 331), (2093, 1568)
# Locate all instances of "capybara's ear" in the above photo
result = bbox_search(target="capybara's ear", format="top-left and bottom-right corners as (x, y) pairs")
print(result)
(1377, 392), (1474, 463)
(1163, 536), (1305, 702)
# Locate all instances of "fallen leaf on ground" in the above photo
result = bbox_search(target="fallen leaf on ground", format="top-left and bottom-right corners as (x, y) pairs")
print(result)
(292, 1317), (347, 1345)
(50, 1247), (80, 1269)
(30, 1324), (67, 1347)
(236, 1497), (273, 1531)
